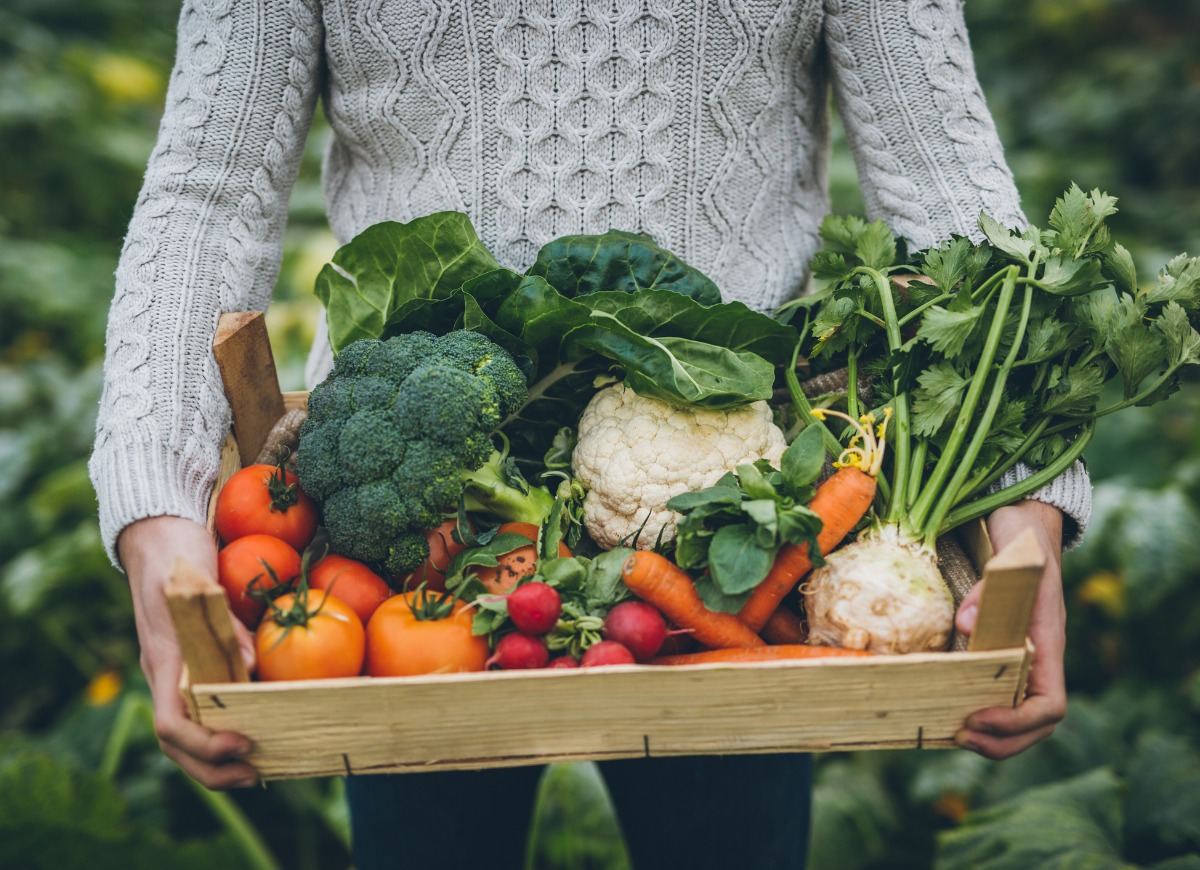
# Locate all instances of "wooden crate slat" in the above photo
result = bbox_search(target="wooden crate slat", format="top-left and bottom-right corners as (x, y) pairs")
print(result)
(213, 312), (285, 464)
(188, 648), (1028, 780)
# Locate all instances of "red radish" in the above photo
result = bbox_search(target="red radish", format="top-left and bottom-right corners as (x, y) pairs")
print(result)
(486, 632), (549, 670)
(546, 656), (580, 669)
(602, 601), (668, 662)
(506, 582), (562, 635)
(581, 641), (636, 667)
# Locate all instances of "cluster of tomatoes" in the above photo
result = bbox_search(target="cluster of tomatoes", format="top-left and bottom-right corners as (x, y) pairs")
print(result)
(214, 462), (491, 681)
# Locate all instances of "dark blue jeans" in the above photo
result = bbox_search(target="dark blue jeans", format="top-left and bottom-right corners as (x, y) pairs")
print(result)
(345, 753), (813, 869)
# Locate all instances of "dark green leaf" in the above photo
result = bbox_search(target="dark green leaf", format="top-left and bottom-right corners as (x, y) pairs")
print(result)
(735, 463), (777, 501)
(692, 571), (753, 613)
(1141, 254), (1200, 310)
(1037, 255), (1104, 296)
(1048, 184), (1118, 257)
(1019, 318), (1077, 366)
(665, 486), (742, 513)
(1107, 323), (1168, 398)
(854, 221), (897, 271)
(707, 524), (775, 595)
(1101, 242), (1137, 295)
(912, 362), (971, 437)
(979, 212), (1034, 262)
(1157, 301), (1200, 368)
(1126, 731), (1200, 851)
(527, 230), (721, 304)
(922, 237), (978, 294)
(780, 425), (827, 493)
(917, 304), (982, 357)
(1040, 364), (1105, 416)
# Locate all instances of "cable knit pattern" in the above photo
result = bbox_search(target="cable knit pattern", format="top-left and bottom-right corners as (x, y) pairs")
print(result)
(91, 0), (1090, 565)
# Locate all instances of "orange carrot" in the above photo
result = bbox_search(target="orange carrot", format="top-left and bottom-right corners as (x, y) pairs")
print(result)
(649, 645), (873, 666)
(621, 551), (764, 649)
(761, 606), (807, 645)
(737, 465), (876, 632)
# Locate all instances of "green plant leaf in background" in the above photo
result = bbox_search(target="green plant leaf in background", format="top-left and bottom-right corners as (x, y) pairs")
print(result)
(935, 768), (1127, 870)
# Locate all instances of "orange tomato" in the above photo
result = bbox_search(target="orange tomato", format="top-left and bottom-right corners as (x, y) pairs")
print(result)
(365, 591), (488, 676)
(472, 522), (572, 595)
(217, 534), (302, 629)
(214, 463), (318, 551)
(255, 589), (365, 681)
(397, 518), (471, 592)
(309, 553), (392, 624)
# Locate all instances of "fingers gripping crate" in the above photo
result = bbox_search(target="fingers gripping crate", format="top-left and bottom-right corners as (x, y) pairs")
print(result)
(167, 313), (1043, 781)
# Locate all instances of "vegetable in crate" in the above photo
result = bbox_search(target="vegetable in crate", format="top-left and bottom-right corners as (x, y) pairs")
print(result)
(295, 330), (555, 576)
(792, 185), (1200, 653)
(572, 381), (787, 549)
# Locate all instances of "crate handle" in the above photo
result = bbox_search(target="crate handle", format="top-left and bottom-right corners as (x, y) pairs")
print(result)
(967, 527), (1045, 652)
(214, 311), (285, 466)
(166, 558), (249, 684)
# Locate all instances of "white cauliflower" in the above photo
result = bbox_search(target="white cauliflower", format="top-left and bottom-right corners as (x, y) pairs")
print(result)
(571, 382), (787, 549)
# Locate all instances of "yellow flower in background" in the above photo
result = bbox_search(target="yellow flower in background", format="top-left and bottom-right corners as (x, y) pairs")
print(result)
(91, 53), (163, 104)
(85, 669), (123, 707)
(1076, 571), (1127, 620)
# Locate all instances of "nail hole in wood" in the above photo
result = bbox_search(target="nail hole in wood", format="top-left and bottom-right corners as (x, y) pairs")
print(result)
(643, 735), (650, 758)
(917, 726), (924, 749)
(342, 753), (352, 776)
(994, 665), (1008, 680)
(210, 695), (225, 709)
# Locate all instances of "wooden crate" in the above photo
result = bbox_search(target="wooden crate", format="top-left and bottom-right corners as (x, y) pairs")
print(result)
(167, 314), (1044, 781)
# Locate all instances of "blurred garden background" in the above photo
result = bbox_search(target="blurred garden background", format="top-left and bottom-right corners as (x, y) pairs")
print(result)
(2, 0), (1198, 867)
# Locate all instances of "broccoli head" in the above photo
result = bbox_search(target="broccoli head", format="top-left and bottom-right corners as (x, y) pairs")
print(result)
(296, 330), (550, 577)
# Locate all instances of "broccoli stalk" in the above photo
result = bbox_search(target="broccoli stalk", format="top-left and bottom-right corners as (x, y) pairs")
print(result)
(461, 444), (556, 525)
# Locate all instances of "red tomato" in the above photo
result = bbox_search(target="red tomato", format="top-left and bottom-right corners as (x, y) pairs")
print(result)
(255, 589), (365, 681)
(217, 534), (302, 629)
(365, 591), (488, 676)
(397, 518), (469, 592)
(473, 522), (572, 595)
(214, 463), (318, 551)
(309, 554), (392, 624)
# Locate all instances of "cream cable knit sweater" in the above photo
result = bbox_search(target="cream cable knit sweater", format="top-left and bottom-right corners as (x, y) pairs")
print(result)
(90, 0), (1091, 564)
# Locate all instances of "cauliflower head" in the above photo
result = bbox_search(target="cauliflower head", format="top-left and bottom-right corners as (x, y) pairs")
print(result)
(571, 382), (787, 549)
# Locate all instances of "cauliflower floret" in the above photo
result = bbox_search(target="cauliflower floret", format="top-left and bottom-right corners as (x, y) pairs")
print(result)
(572, 382), (787, 549)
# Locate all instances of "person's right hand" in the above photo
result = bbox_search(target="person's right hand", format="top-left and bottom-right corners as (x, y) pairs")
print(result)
(118, 515), (259, 788)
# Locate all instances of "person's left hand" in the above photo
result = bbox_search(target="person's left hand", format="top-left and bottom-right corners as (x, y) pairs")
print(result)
(953, 499), (1067, 760)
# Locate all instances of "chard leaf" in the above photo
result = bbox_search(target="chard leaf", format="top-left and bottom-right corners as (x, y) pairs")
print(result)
(1048, 184), (1118, 257)
(1142, 254), (1200, 310)
(854, 221), (897, 271)
(708, 524), (775, 595)
(1157, 301), (1200, 368)
(780, 425), (827, 494)
(1101, 242), (1138, 295)
(1041, 364), (1106, 416)
(1037, 255), (1103, 296)
(912, 362), (971, 437)
(1019, 318), (1077, 366)
(917, 304), (981, 358)
(527, 230), (721, 304)
(1107, 323), (1168, 398)
(316, 213), (502, 352)
(979, 212), (1034, 263)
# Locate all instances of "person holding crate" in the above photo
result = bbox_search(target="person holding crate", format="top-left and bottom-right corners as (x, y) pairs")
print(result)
(91, 1), (1091, 867)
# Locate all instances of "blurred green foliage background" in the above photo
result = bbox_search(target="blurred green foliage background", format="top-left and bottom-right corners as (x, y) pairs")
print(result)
(1, 1), (1197, 867)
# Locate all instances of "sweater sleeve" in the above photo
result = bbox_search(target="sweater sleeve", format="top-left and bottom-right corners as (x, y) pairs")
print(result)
(823, 0), (1092, 547)
(88, 0), (324, 567)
